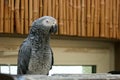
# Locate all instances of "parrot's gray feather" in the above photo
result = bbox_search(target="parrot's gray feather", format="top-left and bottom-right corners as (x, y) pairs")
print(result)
(17, 16), (57, 75)
(17, 39), (31, 74)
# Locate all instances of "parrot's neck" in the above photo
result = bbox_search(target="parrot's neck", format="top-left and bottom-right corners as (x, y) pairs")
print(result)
(28, 33), (51, 48)
(28, 26), (51, 49)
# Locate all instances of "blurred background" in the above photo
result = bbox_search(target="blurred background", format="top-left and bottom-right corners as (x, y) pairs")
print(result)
(0, 0), (120, 75)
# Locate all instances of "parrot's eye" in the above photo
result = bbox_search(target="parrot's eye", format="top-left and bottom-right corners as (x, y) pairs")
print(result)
(46, 19), (49, 23)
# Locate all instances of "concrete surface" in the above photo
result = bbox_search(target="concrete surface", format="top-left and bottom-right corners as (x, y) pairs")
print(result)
(14, 74), (120, 80)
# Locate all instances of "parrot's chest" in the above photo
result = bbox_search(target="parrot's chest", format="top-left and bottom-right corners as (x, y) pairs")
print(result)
(28, 46), (52, 74)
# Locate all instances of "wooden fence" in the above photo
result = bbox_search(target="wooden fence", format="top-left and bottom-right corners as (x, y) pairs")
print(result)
(0, 0), (120, 40)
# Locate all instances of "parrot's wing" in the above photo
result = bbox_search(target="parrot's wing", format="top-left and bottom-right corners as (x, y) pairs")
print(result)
(50, 48), (54, 69)
(17, 39), (31, 74)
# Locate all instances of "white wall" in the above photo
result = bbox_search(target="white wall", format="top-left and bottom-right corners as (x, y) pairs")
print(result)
(0, 37), (115, 73)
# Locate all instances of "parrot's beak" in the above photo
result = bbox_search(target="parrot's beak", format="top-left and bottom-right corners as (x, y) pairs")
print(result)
(50, 24), (58, 34)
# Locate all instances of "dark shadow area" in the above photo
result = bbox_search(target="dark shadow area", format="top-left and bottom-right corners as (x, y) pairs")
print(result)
(0, 74), (14, 80)
(108, 71), (120, 74)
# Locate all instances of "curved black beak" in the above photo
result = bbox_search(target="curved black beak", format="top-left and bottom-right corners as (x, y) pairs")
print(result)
(50, 24), (58, 34)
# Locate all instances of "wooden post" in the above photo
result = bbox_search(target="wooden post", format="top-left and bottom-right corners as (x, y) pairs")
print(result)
(77, 0), (81, 36)
(25, 0), (29, 34)
(37, 0), (40, 18)
(59, 0), (64, 34)
(87, 0), (91, 37)
(33, 0), (39, 20)
(69, 0), (74, 35)
(55, 0), (59, 20)
(73, 0), (77, 35)
(8, 0), (11, 33)
(10, 0), (14, 33)
(97, 0), (100, 37)
(113, 0), (117, 38)
(20, 0), (25, 34)
(105, 0), (109, 38)
(15, 0), (21, 33)
(0, 0), (4, 33)
(109, 0), (113, 38)
(52, 0), (56, 17)
(118, 0), (120, 39)
(94, 0), (98, 37)
(39, 0), (43, 17)
(55, 0), (59, 35)
(43, 0), (48, 16)
(4, 0), (10, 33)
(29, 0), (32, 26)
(63, 0), (67, 35)
(48, 0), (52, 16)
(66, 0), (70, 35)
(116, 0), (119, 39)
(81, 0), (86, 36)
(100, 0), (105, 37)
(90, 0), (94, 36)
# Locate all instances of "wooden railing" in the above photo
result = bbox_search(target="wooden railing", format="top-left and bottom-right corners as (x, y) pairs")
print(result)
(0, 0), (120, 40)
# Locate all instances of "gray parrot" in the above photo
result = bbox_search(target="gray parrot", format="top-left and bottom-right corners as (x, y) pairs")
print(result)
(17, 16), (58, 75)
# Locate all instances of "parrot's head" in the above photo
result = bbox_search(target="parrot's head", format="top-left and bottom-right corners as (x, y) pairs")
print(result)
(31, 16), (58, 35)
